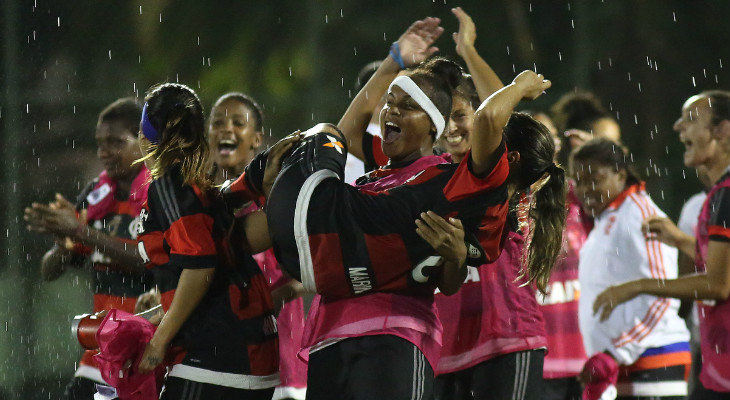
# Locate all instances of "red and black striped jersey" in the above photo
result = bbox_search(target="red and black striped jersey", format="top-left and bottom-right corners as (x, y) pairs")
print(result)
(137, 166), (278, 377)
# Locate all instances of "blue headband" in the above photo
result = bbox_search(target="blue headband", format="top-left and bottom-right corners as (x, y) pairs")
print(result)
(141, 102), (159, 144)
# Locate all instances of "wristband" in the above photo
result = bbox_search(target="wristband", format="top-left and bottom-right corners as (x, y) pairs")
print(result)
(389, 42), (406, 70)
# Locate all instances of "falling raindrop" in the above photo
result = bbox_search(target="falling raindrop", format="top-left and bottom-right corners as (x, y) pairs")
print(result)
(627, 72), (631, 81)
(692, 76), (696, 87)
(638, 83), (642, 92)
(139, 5), (142, 14)
(197, 37), (200, 46)
(289, 66), (292, 76)
(57, 17), (60, 27)
(529, 3), (532, 12)
(159, 13), (162, 23)
(703, 68), (707, 78)
(108, 50), (112, 60)
(571, 19), (574, 29)
(558, 51), (562, 61)
(325, 14), (328, 23)
(506, 46), (510, 56)
(340, 9), (343, 18)
(720, 59), (724, 68)
(598, 61), (601, 70)
(672, 12), (676, 22)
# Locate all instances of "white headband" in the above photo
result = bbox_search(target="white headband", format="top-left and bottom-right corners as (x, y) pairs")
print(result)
(388, 75), (446, 140)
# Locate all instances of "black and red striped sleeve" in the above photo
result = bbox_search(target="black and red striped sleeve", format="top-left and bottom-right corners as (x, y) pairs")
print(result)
(708, 187), (730, 242)
(442, 140), (508, 202)
(147, 176), (217, 269)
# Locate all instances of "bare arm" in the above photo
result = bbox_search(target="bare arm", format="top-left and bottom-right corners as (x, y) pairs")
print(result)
(470, 71), (551, 174)
(137, 267), (215, 373)
(416, 211), (468, 295)
(594, 240), (730, 321)
(40, 243), (75, 281)
(452, 7), (504, 101)
(338, 17), (444, 160)
(642, 216), (696, 257)
(25, 194), (144, 274)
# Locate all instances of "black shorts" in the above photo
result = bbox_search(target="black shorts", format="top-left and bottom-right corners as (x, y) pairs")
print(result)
(62, 376), (101, 400)
(306, 335), (434, 400)
(160, 377), (274, 400)
(434, 349), (545, 400)
(540, 376), (582, 400)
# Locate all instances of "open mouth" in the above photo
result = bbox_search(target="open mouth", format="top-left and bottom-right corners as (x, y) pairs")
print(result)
(217, 139), (239, 156)
(445, 134), (465, 145)
(383, 121), (402, 144)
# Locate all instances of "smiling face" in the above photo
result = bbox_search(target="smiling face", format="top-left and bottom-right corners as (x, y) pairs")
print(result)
(673, 95), (716, 169)
(441, 95), (474, 162)
(572, 161), (627, 217)
(96, 121), (142, 181)
(379, 85), (436, 163)
(208, 98), (263, 174)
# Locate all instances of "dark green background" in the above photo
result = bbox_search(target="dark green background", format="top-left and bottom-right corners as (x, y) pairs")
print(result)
(2, 1), (728, 398)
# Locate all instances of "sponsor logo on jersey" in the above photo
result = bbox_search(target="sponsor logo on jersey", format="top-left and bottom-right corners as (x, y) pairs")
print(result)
(136, 209), (148, 235)
(86, 183), (112, 206)
(348, 267), (372, 293)
(323, 136), (344, 154)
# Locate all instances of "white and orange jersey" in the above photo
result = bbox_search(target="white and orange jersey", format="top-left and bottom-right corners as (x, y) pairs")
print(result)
(578, 184), (690, 365)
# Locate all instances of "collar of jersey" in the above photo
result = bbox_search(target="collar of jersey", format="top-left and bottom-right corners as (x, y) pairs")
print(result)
(604, 182), (646, 212)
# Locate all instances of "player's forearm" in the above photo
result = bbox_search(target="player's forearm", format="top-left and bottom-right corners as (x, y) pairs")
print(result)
(459, 45), (503, 101)
(40, 244), (72, 281)
(471, 82), (524, 173)
(149, 268), (215, 348)
(638, 273), (729, 302)
(338, 57), (400, 161)
(437, 259), (468, 296)
(75, 226), (144, 273)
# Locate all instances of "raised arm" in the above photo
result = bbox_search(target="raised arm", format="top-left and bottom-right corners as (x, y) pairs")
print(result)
(451, 7), (504, 101)
(470, 70), (551, 174)
(338, 17), (444, 161)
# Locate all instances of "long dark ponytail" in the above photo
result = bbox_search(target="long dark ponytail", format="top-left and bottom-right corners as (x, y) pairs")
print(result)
(504, 112), (567, 294)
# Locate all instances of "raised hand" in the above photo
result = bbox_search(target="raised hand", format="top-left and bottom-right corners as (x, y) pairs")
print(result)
(396, 17), (445, 67)
(513, 70), (552, 100)
(451, 7), (476, 58)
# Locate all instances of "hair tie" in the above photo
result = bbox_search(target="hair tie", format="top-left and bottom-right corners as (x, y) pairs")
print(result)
(544, 162), (557, 174)
(388, 75), (446, 140)
(140, 102), (159, 144)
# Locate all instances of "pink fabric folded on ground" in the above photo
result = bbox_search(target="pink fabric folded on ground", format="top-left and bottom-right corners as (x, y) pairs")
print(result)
(93, 309), (164, 400)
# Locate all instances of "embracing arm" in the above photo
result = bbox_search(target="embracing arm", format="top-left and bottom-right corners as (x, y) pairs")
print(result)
(416, 211), (468, 295)
(470, 71), (551, 174)
(338, 17), (444, 160)
(452, 7), (504, 101)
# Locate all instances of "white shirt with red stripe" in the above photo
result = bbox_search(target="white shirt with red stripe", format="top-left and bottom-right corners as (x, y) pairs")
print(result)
(578, 183), (690, 365)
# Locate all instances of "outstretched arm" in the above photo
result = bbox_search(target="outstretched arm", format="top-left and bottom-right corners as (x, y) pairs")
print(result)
(594, 240), (730, 322)
(452, 7), (504, 100)
(470, 70), (551, 175)
(338, 17), (444, 161)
